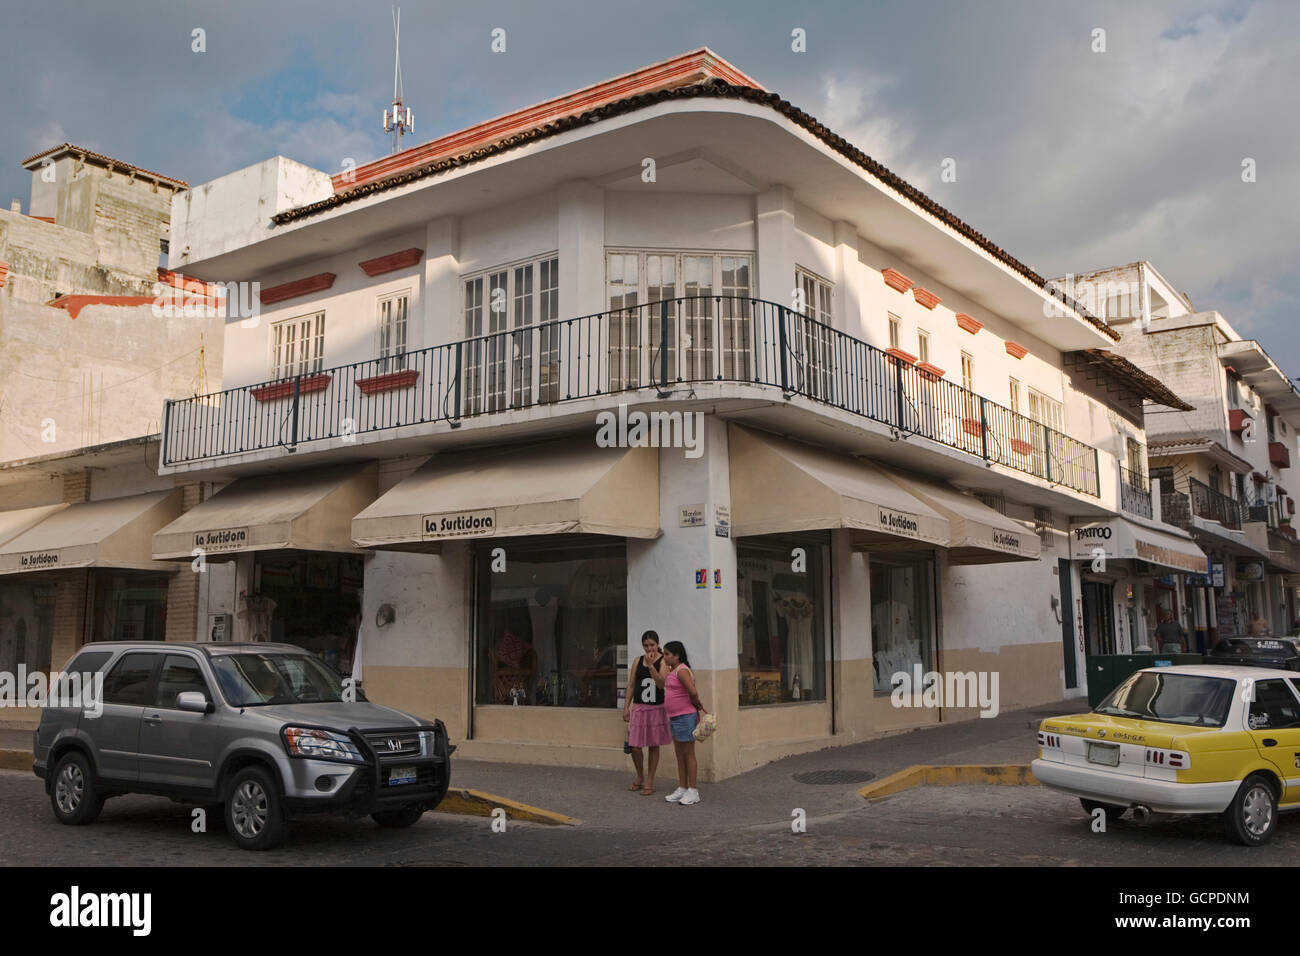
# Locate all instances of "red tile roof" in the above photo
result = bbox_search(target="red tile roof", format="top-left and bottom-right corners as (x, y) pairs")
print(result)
(270, 52), (1115, 340)
(20, 143), (188, 188)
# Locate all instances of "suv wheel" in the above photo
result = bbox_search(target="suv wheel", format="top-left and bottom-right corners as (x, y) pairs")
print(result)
(50, 752), (103, 825)
(1224, 773), (1277, 846)
(371, 805), (426, 828)
(225, 767), (286, 850)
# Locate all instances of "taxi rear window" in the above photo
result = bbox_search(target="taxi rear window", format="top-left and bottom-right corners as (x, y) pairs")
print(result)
(1095, 672), (1235, 727)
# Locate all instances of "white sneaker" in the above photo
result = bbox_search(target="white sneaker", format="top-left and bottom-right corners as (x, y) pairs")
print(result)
(665, 787), (687, 803)
(679, 788), (701, 805)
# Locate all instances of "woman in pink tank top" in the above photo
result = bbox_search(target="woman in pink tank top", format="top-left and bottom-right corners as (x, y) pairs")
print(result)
(652, 641), (707, 805)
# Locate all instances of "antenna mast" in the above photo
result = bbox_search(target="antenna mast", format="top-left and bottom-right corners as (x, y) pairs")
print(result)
(382, 7), (414, 153)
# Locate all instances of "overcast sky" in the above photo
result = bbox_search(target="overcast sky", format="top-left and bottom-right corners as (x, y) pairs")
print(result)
(2, 0), (1295, 371)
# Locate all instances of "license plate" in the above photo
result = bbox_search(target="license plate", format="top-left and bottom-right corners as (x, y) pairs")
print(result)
(388, 766), (417, 786)
(1087, 741), (1120, 767)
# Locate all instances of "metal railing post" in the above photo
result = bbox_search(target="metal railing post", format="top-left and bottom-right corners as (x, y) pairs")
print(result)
(1043, 423), (1053, 482)
(453, 341), (463, 420)
(660, 300), (669, 388)
(777, 307), (790, 392)
(978, 396), (989, 461)
(1093, 446), (1100, 497)
(289, 375), (301, 451)
(161, 399), (173, 466)
(894, 358), (904, 430)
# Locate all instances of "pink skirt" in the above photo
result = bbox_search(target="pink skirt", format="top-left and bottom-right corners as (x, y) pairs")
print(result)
(628, 703), (672, 747)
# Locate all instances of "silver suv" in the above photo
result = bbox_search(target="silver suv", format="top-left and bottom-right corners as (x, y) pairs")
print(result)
(33, 642), (453, 850)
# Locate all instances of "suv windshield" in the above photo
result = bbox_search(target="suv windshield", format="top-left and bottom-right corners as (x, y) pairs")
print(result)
(212, 653), (347, 707)
(1094, 671), (1235, 727)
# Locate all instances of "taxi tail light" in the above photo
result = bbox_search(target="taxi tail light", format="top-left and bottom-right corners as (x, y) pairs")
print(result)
(1036, 731), (1062, 749)
(1145, 747), (1189, 769)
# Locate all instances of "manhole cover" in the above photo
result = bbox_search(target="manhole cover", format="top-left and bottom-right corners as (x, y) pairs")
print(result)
(793, 769), (876, 785)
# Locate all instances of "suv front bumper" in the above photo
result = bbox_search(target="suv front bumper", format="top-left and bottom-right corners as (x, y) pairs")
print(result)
(283, 721), (452, 818)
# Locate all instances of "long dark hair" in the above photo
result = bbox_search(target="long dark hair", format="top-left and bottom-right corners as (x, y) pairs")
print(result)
(640, 630), (660, 648)
(663, 640), (689, 666)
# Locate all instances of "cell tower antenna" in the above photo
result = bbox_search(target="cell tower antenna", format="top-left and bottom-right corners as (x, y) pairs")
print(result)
(382, 7), (414, 153)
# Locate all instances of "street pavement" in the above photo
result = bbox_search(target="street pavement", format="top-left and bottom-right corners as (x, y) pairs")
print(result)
(3, 699), (1297, 865)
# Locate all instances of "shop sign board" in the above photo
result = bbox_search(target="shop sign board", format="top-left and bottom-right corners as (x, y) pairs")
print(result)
(421, 509), (497, 539)
(714, 505), (730, 538)
(1237, 561), (1266, 582)
(679, 504), (705, 528)
(18, 550), (60, 570)
(193, 527), (249, 553)
(877, 507), (921, 538)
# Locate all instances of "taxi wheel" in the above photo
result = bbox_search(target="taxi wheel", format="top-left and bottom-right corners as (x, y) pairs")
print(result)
(1223, 774), (1277, 846)
(1079, 799), (1127, 820)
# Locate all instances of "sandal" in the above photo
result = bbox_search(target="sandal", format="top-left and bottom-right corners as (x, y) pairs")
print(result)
(639, 786), (655, 796)
(628, 780), (644, 791)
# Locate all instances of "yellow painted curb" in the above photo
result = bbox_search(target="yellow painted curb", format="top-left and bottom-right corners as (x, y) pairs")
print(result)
(0, 750), (32, 772)
(859, 764), (1038, 800)
(435, 787), (577, 826)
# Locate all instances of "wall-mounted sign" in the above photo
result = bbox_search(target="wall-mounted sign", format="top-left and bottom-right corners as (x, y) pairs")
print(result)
(679, 505), (705, 528)
(1212, 563), (1226, 588)
(1237, 561), (1266, 582)
(695, 568), (708, 588)
(193, 527), (249, 554)
(18, 551), (60, 570)
(421, 509), (496, 539)
(713, 569), (722, 589)
(714, 505), (730, 538)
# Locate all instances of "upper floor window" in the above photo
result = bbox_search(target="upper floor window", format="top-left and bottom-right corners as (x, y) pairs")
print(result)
(463, 254), (560, 413)
(888, 313), (900, 351)
(270, 312), (325, 380)
(376, 291), (409, 370)
(917, 329), (930, 365)
(1009, 377), (1021, 417)
(1027, 388), (1065, 433)
(1126, 437), (1145, 479)
(960, 352), (974, 392)
(604, 250), (753, 388)
(795, 267), (834, 399)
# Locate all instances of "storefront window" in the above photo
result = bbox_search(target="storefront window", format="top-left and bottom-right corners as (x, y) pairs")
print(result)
(92, 571), (168, 643)
(871, 555), (935, 693)
(0, 580), (55, 675)
(738, 534), (827, 706)
(253, 552), (363, 675)
(474, 538), (626, 708)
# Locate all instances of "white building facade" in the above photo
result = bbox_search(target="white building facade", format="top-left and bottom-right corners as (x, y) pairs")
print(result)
(150, 51), (1202, 778)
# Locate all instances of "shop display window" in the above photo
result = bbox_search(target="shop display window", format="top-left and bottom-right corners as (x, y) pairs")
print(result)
(870, 555), (935, 693)
(473, 538), (627, 708)
(0, 580), (55, 675)
(737, 534), (827, 706)
(252, 551), (363, 675)
(92, 572), (168, 643)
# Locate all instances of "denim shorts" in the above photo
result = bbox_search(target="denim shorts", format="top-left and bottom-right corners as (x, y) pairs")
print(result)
(669, 712), (698, 743)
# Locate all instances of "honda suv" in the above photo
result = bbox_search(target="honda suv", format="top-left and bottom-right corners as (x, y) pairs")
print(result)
(33, 642), (453, 850)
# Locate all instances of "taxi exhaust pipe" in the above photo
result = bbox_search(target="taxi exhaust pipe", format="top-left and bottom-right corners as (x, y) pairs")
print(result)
(1131, 805), (1152, 824)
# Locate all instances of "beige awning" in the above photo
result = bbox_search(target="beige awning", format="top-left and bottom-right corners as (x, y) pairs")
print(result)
(1069, 517), (1209, 574)
(152, 463), (378, 559)
(727, 425), (949, 547)
(881, 475), (1040, 563)
(0, 491), (181, 574)
(352, 437), (660, 550)
(0, 503), (68, 547)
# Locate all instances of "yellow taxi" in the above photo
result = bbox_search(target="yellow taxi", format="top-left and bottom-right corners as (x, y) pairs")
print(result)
(1032, 664), (1300, 845)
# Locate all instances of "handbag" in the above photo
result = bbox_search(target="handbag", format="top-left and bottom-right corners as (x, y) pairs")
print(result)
(692, 711), (718, 742)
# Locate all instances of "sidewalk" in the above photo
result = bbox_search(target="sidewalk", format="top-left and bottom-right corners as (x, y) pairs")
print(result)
(0, 700), (1075, 828)
(449, 699), (1072, 830)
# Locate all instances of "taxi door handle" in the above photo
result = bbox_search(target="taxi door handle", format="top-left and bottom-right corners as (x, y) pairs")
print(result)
(1263, 738), (1278, 747)
(143, 713), (163, 726)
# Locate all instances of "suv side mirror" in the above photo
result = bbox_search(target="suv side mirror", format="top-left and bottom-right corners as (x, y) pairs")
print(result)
(177, 691), (214, 714)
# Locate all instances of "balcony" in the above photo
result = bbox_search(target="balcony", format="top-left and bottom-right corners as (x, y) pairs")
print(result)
(1161, 490), (1192, 529)
(1188, 476), (1242, 530)
(1119, 465), (1152, 519)
(1269, 441), (1291, 469)
(161, 297), (1101, 497)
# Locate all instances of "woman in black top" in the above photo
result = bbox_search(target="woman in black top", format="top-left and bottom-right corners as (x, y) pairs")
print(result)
(624, 630), (671, 795)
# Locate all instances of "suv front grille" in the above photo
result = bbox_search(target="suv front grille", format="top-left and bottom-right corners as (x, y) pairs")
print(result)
(363, 731), (422, 760)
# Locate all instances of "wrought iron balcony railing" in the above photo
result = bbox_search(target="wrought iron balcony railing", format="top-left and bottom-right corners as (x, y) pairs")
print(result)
(1120, 465), (1152, 519)
(161, 297), (1101, 496)
(1188, 477), (1242, 530)
(1161, 490), (1192, 529)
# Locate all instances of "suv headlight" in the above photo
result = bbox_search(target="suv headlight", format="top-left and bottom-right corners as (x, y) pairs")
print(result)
(283, 727), (364, 763)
